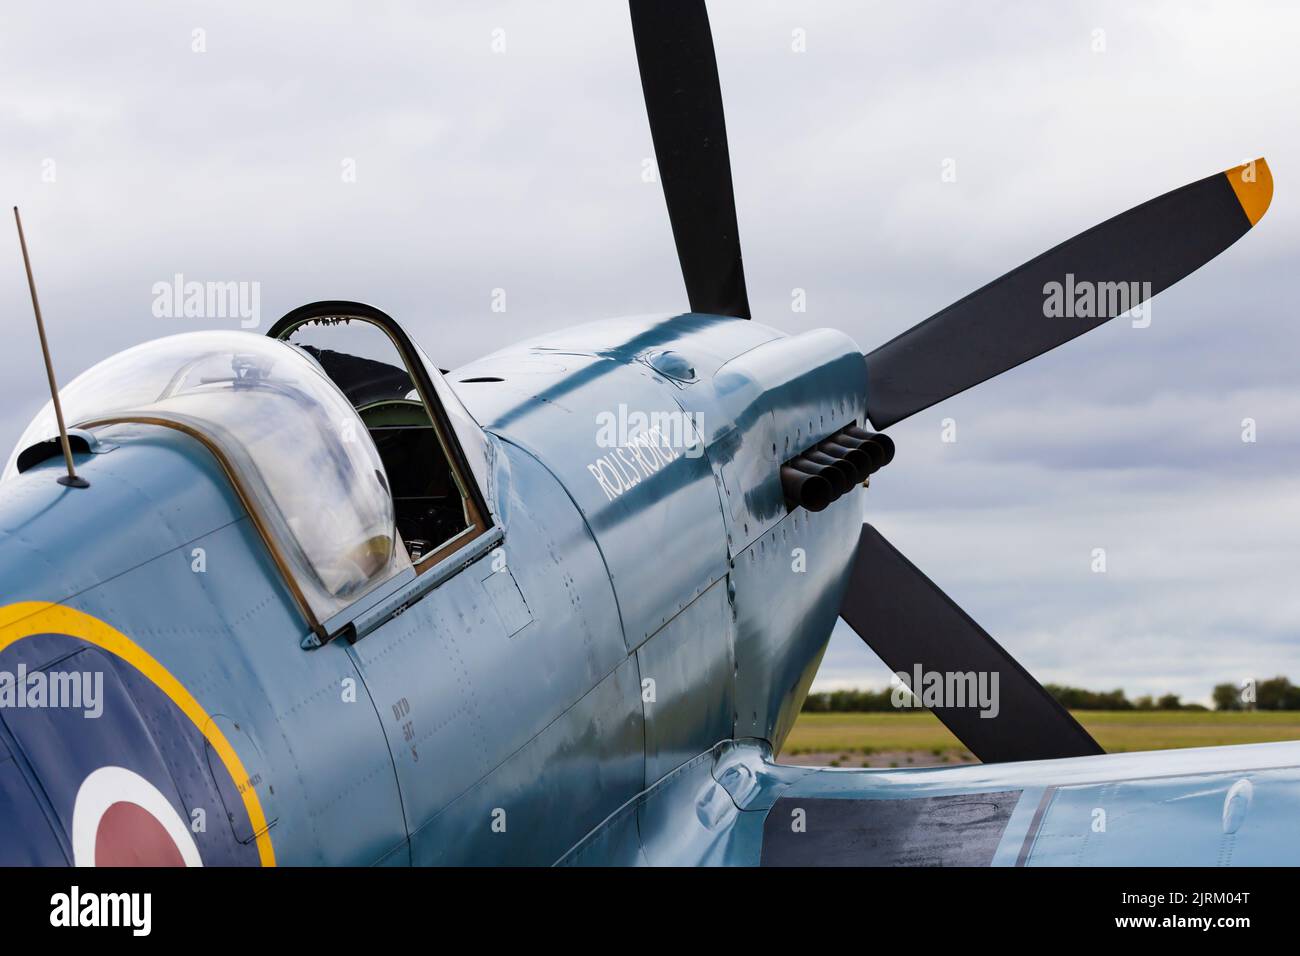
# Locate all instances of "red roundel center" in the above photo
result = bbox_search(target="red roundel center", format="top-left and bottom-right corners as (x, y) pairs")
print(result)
(94, 801), (186, 867)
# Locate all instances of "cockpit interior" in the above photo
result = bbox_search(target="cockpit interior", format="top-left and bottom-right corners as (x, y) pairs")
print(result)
(272, 312), (474, 566)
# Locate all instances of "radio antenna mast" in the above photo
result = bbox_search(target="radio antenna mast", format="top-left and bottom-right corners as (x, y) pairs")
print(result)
(13, 207), (88, 489)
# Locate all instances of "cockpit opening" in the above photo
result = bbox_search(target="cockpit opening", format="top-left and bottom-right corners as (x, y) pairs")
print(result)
(268, 305), (486, 568)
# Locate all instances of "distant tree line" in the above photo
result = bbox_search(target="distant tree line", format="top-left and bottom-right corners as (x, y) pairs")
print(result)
(1212, 677), (1300, 711)
(802, 677), (1300, 713)
(802, 688), (898, 713)
(1043, 685), (1205, 711)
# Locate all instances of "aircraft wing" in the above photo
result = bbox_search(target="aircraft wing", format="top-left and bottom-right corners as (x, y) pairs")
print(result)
(560, 739), (1300, 866)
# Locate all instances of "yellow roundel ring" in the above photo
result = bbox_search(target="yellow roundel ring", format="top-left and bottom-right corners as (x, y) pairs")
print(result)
(0, 601), (276, 867)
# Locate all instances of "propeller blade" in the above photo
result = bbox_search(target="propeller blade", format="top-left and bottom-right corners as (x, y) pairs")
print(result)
(629, 0), (750, 319)
(840, 524), (1103, 763)
(865, 159), (1274, 428)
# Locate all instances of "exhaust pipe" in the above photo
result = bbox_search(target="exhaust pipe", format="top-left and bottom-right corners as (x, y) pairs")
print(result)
(818, 440), (874, 478)
(803, 449), (863, 487)
(789, 456), (849, 497)
(780, 465), (833, 513)
(781, 424), (895, 512)
(829, 432), (887, 473)
(843, 426), (895, 468)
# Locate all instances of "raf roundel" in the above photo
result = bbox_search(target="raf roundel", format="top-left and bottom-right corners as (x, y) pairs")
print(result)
(71, 766), (203, 867)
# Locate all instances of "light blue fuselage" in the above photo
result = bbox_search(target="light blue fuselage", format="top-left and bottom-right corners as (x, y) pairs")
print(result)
(2, 312), (1296, 866)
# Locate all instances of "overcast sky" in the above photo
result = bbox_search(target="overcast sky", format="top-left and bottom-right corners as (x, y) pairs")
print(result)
(3, 1), (1298, 703)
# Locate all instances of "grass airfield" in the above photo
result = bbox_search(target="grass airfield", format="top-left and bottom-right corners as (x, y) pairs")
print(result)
(781, 710), (1300, 768)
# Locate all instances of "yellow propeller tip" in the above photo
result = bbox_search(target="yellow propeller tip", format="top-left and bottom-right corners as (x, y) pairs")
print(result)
(1225, 157), (1272, 226)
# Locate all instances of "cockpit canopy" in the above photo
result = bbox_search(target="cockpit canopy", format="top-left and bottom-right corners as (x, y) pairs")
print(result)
(3, 331), (411, 621)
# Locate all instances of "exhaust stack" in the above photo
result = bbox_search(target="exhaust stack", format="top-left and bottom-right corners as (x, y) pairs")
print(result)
(789, 456), (848, 497)
(780, 465), (833, 513)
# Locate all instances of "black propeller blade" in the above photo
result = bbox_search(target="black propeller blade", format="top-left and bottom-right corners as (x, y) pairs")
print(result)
(624, 10), (1275, 767)
(840, 525), (1103, 763)
(865, 160), (1273, 429)
(630, 0), (750, 319)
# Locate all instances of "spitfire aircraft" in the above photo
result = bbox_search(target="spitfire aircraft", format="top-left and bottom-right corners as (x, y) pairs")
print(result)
(1, 2), (1293, 867)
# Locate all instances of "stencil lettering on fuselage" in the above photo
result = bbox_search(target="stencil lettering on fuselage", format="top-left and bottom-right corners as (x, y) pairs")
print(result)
(586, 426), (681, 502)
